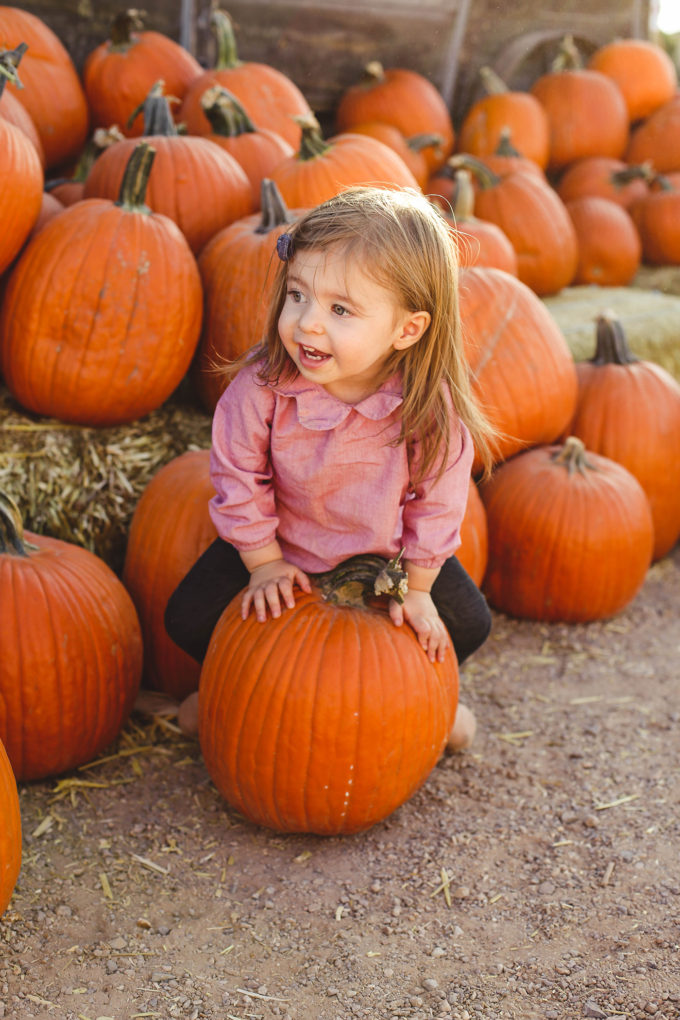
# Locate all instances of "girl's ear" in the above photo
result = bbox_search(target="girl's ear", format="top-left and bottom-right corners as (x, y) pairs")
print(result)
(394, 310), (431, 350)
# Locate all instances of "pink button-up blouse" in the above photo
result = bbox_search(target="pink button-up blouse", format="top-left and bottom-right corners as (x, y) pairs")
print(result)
(209, 363), (473, 574)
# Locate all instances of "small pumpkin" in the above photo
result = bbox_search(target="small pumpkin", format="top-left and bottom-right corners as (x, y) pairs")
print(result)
(442, 168), (518, 275)
(123, 450), (217, 700)
(565, 195), (641, 287)
(0, 735), (21, 918)
(0, 57), (44, 165)
(556, 156), (651, 210)
(0, 492), (142, 781)
(588, 38), (678, 124)
(457, 66), (550, 169)
(629, 172), (680, 266)
(455, 478), (488, 587)
(199, 554), (458, 835)
(626, 95), (680, 175)
(480, 437), (654, 622)
(346, 121), (439, 190)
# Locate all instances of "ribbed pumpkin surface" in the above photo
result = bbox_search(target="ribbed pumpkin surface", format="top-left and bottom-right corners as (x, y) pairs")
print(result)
(0, 737), (21, 917)
(0, 116), (42, 274)
(0, 532), (142, 780)
(199, 592), (458, 835)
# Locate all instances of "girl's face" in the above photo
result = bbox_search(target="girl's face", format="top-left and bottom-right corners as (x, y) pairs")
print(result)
(277, 248), (430, 404)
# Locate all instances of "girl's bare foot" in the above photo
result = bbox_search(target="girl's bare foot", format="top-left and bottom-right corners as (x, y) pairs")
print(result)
(446, 702), (477, 753)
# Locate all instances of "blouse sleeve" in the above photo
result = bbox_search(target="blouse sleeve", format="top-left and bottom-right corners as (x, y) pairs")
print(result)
(208, 366), (280, 552)
(401, 406), (474, 570)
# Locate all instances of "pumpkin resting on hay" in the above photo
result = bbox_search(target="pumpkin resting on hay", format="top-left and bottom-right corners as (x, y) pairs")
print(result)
(198, 556), (459, 835)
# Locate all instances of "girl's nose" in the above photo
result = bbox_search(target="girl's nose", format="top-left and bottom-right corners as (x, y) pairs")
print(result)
(298, 302), (324, 334)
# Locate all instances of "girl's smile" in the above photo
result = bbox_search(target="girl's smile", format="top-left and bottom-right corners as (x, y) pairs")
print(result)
(278, 248), (430, 404)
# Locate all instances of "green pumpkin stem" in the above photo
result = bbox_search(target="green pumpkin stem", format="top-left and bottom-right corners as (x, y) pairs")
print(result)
(210, 6), (241, 70)
(551, 436), (596, 476)
(311, 550), (408, 608)
(408, 132), (444, 155)
(109, 9), (145, 49)
(256, 178), (296, 234)
(591, 313), (639, 366)
(0, 43), (28, 99)
(116, 141), (156, 211)
(0, 492), (30, 557)
(201, 84), (256, 136)
(295, 114), (331, 160)
(46, 126), (125, 192)
(493, 126), (522, 157)
(611, 162), (654, 188)
(551, 34), (584, 72)
(128, 80), (179, 134)
(446, 154), (500, 191)
(478, 65), (510, 95)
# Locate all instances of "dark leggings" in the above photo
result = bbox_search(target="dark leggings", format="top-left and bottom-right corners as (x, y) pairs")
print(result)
(165, 539), (491, 667)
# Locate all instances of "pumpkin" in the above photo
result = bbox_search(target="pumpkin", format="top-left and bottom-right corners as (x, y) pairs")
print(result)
(567, 313), (680, 561)
(0, 492), (142, 781)
(29, 190), (64, 239)
(455, 478), (488, 587)
(626, 95), (680, 175)
(0, 735), (20, 917)
(428, 133), (544, 215)
(459, 266), (578, 469)
(530, 35), (629, 172)
(84, 81), (253, 254)
(629, 173), (680, 266)
(442, 168), (518, 275)
(0, 5), (88, 168)
(122, 450), (217, 700)
(200, 85), (293, 209)
(588, 38), (678, 123)
(556, 157), (651, 210)
(455, 155), (578, 296)
(1, 142), (202, 426)
(0, 47), (43, 274)
(270, 114), (420, 209)
(179, 7), (311, 148)
(195, 179), (306, 411)
(346, 121), (439, 190)
(457, 66), (550, 169)
(83, 8), (202, 137)
(565, 196), (641, 287)
(335, 61), (454, 172)
(198, 555), (459, 835)
(0, 65), (44, 165)
(45, 125), (125, 207)
(480, 437), (654, 622)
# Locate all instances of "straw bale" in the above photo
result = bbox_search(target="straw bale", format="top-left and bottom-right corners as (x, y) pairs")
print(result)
(0, 381), (211, 574)
(542, 285), (680, 382)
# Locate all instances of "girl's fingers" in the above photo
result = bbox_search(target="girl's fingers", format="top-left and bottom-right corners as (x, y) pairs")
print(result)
(278, 577), (296, 609)
(389, 599), (404, 627)
(295, 568), (312, 593)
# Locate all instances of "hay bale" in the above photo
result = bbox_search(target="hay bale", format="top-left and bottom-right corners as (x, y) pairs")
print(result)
(0, 382), (212, 574)
(542, 285), (680, 382)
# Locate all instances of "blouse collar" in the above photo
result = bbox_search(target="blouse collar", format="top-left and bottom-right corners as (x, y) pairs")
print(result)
(270, 372), (403, 430)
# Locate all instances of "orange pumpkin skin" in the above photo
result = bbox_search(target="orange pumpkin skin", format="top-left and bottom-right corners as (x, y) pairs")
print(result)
(459, 267), (578, 470)
(0, 85), (44, 165)
(568, 316), (680, 561)
(588, 39), (678, 123)
(0, 519), (142, 781)
(1, 191), (202, 427)
(455, 479), (488, 587)
(199, 590), (459, 835)
(0, 115), (43, 274)
(626, 96), (680, 175)
(630, 176), (680, 266)
(458, 89), (550, 170)
(0, 737), (21, 918)
(123, 451), (217, 700)
(0, 6), (89, 169)
(556, 157), (650, 210)
(480, 439), (654, 623)
(566, 196), (641, 287)
(347, 121), (432, 189)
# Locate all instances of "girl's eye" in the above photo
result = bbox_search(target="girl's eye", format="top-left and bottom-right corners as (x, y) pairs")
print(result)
(288, 289), (303, 303)
(331, 304), (350, 317)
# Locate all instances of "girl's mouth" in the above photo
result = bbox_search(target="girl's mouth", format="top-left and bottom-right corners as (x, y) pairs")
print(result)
(299, 344), (331, 365)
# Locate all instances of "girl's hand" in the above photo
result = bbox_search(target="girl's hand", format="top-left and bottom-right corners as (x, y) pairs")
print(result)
(389, 589), (450, 663)
(242, 558), (312, 622)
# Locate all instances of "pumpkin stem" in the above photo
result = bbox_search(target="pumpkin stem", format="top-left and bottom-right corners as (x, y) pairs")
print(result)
(0, 43), (28, 99)
(450, 168), (476, 220)
(46, 125), (125, 191)
(551, 436), (597, 476)
(311, 550), (408, 608)
(360, 61), (386, 86)
(591, 312), (639, 366)
(108, 9), (145, 49)
(294, 114), (331, 160)
(255, 178), (296, 234)
(611, 162), (654, 188)
(209, 6), (241, 70)
(479, 65), (510, 95)
(0, 492), (30, 557)
(201, 84), (256, 136)
(127, 80), (179, 134)
(115, 141), (157, 211)
(493, 126), (522, 158)
(551, 34), (583, 72)
(447, 154), (499, 191)
(408, 132), (444, 156)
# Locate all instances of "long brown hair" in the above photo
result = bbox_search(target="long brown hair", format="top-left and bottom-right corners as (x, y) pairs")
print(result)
(226, 186), (497, 479)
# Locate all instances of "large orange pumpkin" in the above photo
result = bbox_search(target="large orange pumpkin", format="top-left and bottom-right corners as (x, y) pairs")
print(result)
(1, 142), (202, 426)
(123, 451), (217, 700)
(179, 8), (311, 148)
(83, 9), (202, 137)
(0, 736), (21, 918)
(0, 5), (88, 169)
(481, 438), (654, 622)
(0, 493), (142, 781)
(626, 95), (680, 175)
(588, 38), (678, 124)
(455, 479), (488, 587)
(567, 313), (680, 561)
(199, 556), (459, 835)
(459, 266), (578, 470)
(565, 196), (641, 287)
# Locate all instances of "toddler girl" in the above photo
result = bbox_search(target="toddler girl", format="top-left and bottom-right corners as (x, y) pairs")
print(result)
(166, 186), (496, 746)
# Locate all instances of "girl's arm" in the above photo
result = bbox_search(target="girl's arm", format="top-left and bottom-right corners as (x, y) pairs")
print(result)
(389, 561), (449, 663)
(239, 541), (311, 622)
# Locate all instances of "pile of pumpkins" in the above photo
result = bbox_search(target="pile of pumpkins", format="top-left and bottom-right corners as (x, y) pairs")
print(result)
(2, 4), (680, 891)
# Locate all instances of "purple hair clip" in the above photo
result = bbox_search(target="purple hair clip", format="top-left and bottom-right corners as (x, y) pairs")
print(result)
(276, 232), (294, 262)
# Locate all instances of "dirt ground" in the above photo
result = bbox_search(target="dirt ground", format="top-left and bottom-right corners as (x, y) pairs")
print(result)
(1, 545), (679, 1020)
